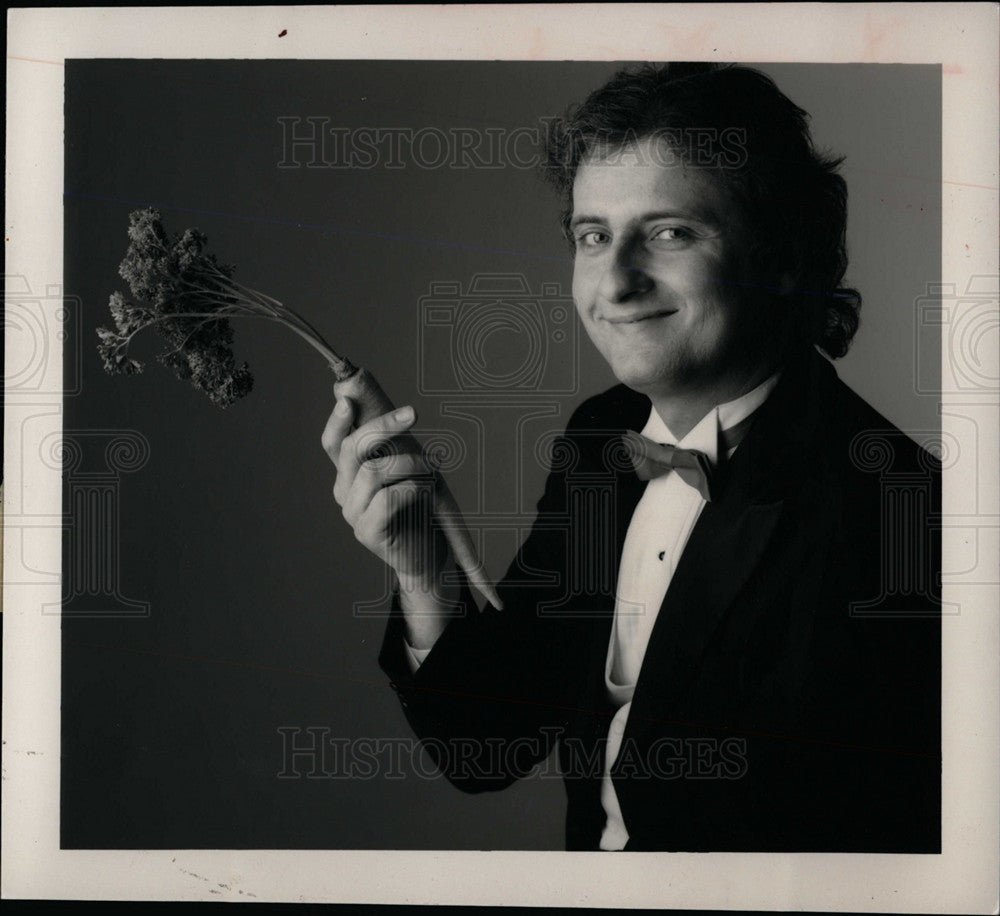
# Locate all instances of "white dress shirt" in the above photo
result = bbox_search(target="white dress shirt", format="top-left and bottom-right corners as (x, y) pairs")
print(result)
(404, 374), (781, 850)
(598, 373), (780, 849)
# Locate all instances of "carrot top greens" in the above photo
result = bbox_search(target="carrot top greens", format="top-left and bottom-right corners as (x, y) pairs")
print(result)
(98, 208), (353, 407)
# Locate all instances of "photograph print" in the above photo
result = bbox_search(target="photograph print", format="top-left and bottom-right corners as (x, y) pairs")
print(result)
(57, 57), (946, 855)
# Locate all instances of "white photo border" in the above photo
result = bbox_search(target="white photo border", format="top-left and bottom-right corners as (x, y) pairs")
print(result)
(4, 3), (999, 911)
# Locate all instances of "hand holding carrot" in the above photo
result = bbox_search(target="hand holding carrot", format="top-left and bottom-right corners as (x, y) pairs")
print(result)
(322, 396), (448, 594)
(322, 367), (502, 619)
(322, 371), (502, 648)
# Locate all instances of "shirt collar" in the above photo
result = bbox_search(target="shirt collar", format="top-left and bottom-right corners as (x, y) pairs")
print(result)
(640, 371), (782, 464)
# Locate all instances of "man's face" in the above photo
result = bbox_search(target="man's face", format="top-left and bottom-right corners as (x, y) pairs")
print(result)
(570, 135), (769, 406)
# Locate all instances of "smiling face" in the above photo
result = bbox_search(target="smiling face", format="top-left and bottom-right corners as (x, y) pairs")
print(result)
(570, 135), (777, 420)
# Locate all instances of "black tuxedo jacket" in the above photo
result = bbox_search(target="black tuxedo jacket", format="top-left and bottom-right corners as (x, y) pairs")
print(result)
(379, 347), (941, 852)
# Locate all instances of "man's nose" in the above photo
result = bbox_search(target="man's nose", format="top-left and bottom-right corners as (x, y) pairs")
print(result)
(598, 239), (653, 303)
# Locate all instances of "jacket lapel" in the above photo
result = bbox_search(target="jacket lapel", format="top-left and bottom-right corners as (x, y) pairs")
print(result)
(570, 387), (652, 706)
(624, 475), (786, 721)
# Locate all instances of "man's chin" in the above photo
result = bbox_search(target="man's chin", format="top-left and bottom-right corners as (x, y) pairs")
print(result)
(608, 363), (681, 398)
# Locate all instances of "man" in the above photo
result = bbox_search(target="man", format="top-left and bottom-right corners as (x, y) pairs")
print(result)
(322, 63), (941, 852)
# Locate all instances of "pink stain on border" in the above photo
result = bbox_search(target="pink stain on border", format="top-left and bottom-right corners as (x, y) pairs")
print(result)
(8, 54), (64, 66)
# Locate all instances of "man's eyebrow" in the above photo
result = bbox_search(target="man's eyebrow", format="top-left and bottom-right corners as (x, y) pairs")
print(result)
(568, 209), (717, 229)
(568, 214), (604, 229)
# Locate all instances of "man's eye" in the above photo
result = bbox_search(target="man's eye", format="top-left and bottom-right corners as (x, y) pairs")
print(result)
(576, 230), (609, 247)
(653, 227), (693, 242)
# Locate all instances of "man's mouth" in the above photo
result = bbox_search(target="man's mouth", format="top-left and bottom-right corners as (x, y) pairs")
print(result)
(603, 310), (676, 325)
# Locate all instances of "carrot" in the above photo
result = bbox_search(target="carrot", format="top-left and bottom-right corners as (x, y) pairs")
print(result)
(101, 208), (501, 609)
(332, 361), (503, 612)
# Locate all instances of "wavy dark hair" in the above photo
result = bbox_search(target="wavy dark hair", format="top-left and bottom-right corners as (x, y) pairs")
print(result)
(543, 62), (861, 359)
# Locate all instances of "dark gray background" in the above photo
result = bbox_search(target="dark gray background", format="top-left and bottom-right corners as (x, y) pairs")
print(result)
(62, 60), (941, 849)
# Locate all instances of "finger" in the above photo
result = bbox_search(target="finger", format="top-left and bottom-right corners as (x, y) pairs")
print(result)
(337, 405), (418, 498)
(354, 479), (433, 551)
(352, 405), (420, 462)
(321, 396), (355, 468)
(342, 451), (433, 524)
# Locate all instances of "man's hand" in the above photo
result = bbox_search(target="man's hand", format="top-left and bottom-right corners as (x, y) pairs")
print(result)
(321, 395), (452, 648)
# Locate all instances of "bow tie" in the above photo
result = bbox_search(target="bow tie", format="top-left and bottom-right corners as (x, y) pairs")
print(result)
(620, 412), (758, 502)
(621, 431), (715, 500)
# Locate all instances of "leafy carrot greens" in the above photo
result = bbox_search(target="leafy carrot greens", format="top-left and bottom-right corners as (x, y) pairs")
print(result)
(98, 207), (354, 407)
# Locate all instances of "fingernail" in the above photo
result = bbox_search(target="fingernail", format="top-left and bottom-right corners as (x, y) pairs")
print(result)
(335, 399), (351, 416)
(394, 406), (415, 423)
